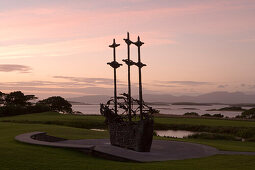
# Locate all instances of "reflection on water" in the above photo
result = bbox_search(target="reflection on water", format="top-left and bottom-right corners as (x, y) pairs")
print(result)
(155, 130), (196, 138)
(90, 129), (106, 132)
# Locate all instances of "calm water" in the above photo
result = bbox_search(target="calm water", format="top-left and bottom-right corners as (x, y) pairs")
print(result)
(155, 130), (196, 138)
(72, 104), (251, 118)
(90, 129), (106, 132)
(89, 128), (195, 138)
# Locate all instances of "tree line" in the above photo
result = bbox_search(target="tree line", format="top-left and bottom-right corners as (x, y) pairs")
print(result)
(0, 91), (72, 116)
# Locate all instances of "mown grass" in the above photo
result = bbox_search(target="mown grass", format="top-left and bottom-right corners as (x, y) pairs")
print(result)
(0, 112), (106, 129)
(1, 122), (255, 170)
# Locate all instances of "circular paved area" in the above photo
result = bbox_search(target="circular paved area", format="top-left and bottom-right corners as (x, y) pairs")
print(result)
(58, 139), (218, 162)
(16, 132), (255, 162)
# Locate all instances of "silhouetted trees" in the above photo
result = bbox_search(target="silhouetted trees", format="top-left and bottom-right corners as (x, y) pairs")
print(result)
(0, 91), (72, 116)
(38, 96), (72, 114)
(0, 91), (4, 104)
(4, 91), (37, 106)
(236, 108), (255, 119)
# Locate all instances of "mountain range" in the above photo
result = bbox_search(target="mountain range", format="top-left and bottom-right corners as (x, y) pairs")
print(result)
(68, 91), (255, 104)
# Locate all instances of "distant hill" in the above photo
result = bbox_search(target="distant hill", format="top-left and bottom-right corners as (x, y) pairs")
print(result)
(143, 92), (255, 104)
(68, 91), (255, 104)
(68, 95), (111, 104)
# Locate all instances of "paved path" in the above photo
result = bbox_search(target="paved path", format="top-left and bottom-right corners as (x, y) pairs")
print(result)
(15, 132), (255, 162)
(15, 132), (95, 150)
(219, 151), (255, 155)
(58, 139), (219, 162)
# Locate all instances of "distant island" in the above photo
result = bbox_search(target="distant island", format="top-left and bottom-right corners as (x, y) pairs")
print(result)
(182, 107), (200, 110)
(206, 106), (246, 112)
(145, 102), (170, 106)
(230, 104), (255, 107)
(171, 102), (212, 106)
(68, 101), (92, 105)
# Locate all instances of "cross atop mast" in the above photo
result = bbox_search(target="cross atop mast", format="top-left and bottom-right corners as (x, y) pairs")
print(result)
(107, 39), (122, 114)
(133, 36), (146, 119)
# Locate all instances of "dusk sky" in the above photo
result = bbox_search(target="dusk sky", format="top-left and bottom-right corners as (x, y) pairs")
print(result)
(0, 0), (255, 98)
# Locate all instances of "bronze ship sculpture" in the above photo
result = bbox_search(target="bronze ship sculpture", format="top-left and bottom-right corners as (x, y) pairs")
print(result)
(100, 32), (157, 152)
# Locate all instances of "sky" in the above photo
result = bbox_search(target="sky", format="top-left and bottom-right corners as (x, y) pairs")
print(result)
(0, 0), (255, 99)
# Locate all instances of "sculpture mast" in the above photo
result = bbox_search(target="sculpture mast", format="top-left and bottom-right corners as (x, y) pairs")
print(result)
(123, 32), (134, 121)
(133, 36), (146, 120)
(108, 39), (122, 114)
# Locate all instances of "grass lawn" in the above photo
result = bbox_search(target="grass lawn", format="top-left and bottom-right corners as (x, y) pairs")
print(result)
(1, 122), (255, 170)
(0, 112), (106, 129)
(1, 112), (255, 169)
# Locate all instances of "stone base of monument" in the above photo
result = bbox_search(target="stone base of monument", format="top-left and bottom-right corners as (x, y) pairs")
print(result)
(108, 119), (153, 152)
(100, 102), (155, 152)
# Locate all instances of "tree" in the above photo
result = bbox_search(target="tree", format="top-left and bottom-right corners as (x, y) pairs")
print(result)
(239, 108), (255, 119)
(38, 96), (72, 114)
(0, 91), (5, 104)
(4, 91), (37, 106)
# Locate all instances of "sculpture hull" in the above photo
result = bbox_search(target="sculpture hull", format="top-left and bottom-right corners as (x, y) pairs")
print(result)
(108, 119), (153, 152)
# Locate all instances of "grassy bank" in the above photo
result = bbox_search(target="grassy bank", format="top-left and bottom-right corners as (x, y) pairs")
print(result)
(3, 112), (255, 128)
(2, 112), (255, 138)
(0, 112), (106, 129)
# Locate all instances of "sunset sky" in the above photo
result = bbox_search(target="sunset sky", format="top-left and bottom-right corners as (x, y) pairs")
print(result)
(0, 0), (255, 98)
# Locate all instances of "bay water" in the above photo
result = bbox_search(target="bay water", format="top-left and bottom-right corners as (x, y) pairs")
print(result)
(72, 104), (250, 118)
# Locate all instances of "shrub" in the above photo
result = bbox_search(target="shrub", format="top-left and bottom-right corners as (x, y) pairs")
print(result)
(212, 113), (224, 118)
(0, 105), (27, 116)
(201, 113), (224, 118)
(202, 113), (211, 117)
(0, 104), (51, 117)
(26, 104), (50, 113)
(183, 112), (199, 116)
(186, 132), (240, 141)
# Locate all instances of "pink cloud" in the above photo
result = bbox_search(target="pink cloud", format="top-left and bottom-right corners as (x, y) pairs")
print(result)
(1, 0), (254, 45)
(0, 0), (254, 98)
